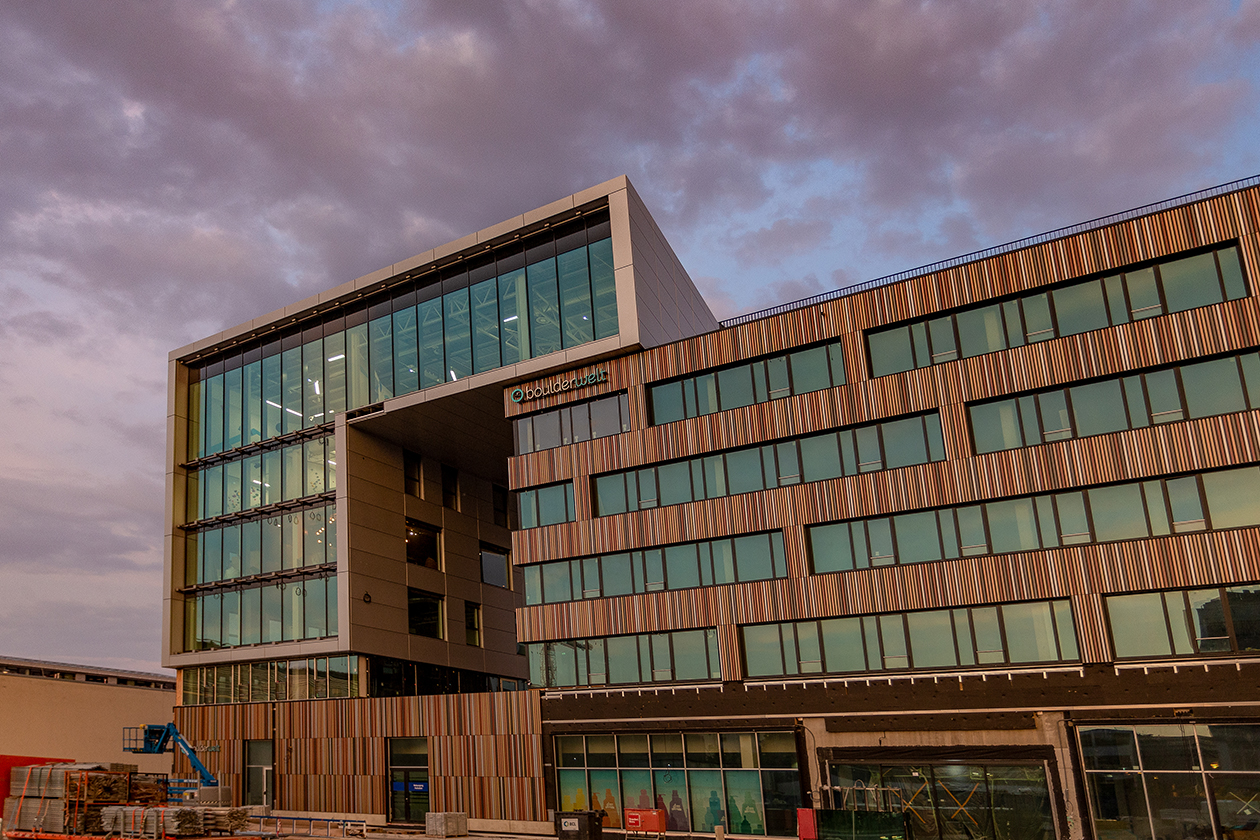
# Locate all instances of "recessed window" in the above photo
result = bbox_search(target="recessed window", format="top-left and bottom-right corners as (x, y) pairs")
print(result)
(465, 602), (481, 647)
(405, 520), (440, 569)
(441, 465), (458, 509)
(408, 589), (443, 639)
(480, 545), (510, 589)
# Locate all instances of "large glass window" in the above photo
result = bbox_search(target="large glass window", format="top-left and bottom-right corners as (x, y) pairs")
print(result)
(527, 629), (721, 689)
(181, 655), (360, 706)
(868, 244), (1247, 378)
(185, 504), (336, 586)
(185, 572), (336, 650)
(556, 731), (798, 836)
(648, 340), (846, 425)
(517, 482), (577, 529)
(523, 532), (787, 606)
(1078, 723), (1260, 840)
(742, 599), (1077, 679)
(595, 411), (945, 516)
(970, 349), (1260, 455)
(515, 393), (632, 455)
(1106, 583), (1260, 659)
(187, 218), (616, 462)
(188, 436), (336, 523)
(809, 464), (1260, 574)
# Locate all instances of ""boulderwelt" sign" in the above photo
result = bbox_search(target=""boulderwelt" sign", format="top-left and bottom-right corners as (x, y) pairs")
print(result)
(511, 368), (609, 403)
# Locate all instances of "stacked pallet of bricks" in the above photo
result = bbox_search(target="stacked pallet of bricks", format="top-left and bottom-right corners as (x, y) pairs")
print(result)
(3, 764), (171, 834)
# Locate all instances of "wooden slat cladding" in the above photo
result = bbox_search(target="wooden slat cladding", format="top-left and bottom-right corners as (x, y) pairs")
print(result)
(173, 691), (545, 820)
(517, 523), (1260, 668)
(513, 409), (1260, 564)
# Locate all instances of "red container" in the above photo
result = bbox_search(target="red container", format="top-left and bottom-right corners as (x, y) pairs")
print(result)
(797, 808), (817, 840)
(624, 808), (668, 833)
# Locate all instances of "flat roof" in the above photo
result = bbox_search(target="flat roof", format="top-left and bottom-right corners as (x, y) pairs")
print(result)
(0, 654), (175, 685)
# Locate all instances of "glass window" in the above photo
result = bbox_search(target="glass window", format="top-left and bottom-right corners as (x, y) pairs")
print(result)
(481, 546), (510, 588)
(1203, 467), (1260, 529)
(881, 416), (927, 469)
(788, 346), (832, 393)
(906, 610), (956, 668)
(1001, 602), (1059, 662)
(1053, 280), (1110, 336)
(589, 396), (624, 438)
(971, 400), (1023, 454)
(892, 511), (942, 564)
(557, 246), (594, 348)
(470, 278), (501, 374)
(868, 326), (916, 377)
(956, 304), (1006, 358)
(528, 258), (562, 357)
(1161, 251), (1223, 313)
(799, 434), (842, 482)
(1070, 379), (1129, 437)
(1108, 593), (1172, 657)
(408, 589), (443, 638)
(1088, 484), (1150, 542)
(718, 365), (756, 411)
(743, 625), (786, 677)
(1182, 356), (1247, 419)
(986, 498), (1040, 554)
(651, 381), (685, 424)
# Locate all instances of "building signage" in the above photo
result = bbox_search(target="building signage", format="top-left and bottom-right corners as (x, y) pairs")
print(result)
(510, 368), (608, 403)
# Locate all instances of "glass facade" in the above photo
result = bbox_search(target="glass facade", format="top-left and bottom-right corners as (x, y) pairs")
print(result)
(186, 503), (336, 585)
(867, 244), (1247, 378)
(186, 221), (616, 462)
(187, 436), (336, 523)
(1079, 723), (1260, 839)
(648, 339), (846, 425)
(515, 392), (631, 455)
(527, 628), (721, 688)
(1105, 583), (1260, 659)
(742, 600), (1077, 678)
(808, 464), (1260, 573)
(970, 349), (1260, 455)
(826, 763), (1053, 840)
(593, 411), (945, 516)
(184, 573), (337, 650)
(181, 654), (359, 705)
(555, 732), (800, 836)
(523, 531), (787, 606)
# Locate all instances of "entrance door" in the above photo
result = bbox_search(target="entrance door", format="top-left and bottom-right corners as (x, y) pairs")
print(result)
(389, 738), (429, 824)
(390, 769), (430, 823)
(244, 739), (274, 807)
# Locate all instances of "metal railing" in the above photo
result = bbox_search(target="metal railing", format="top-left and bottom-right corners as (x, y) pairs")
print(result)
(720, 174), (1260, 328)
(249, 814), (368, 838)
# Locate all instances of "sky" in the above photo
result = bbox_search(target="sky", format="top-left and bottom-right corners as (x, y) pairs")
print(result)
(1, 1), (1259, 674)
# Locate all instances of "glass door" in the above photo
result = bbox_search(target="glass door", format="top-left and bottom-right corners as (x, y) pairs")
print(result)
(389, 738), (429, 824)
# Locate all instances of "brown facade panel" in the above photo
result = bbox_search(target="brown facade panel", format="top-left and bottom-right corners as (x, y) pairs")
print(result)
(173, 691), (544, 820)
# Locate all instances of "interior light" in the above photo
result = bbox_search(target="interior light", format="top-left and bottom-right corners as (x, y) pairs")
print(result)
(286, 408), (302, 417)
(265, 400), (282, 409)
(449, 370), (457, 380)
(327, 460), (337, 467)
(503, 315), (518, 322)
(313, 381), (321, 395)
(327, 354), (346, 362)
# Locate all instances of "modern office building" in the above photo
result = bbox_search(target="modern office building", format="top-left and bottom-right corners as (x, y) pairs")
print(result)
(166, 174), (1260, 838)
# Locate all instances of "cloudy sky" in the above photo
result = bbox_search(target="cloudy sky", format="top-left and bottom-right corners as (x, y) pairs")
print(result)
(2, 1), (1259, 674)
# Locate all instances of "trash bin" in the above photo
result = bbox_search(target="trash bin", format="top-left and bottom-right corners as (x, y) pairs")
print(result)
(555, 810), (605, 840)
